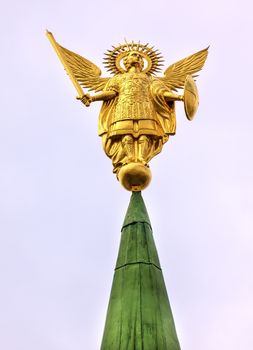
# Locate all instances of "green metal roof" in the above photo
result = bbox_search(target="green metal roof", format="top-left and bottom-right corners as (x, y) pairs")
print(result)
(101, 192), (181, 349)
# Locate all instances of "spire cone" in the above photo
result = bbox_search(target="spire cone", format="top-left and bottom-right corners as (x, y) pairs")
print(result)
(101, 192), (181, 349)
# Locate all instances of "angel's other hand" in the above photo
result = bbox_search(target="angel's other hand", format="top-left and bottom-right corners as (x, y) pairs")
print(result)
(77, 94), (92, 107)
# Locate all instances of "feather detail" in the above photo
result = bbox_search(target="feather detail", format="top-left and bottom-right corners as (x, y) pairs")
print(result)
(57, 44), (109, 92)
(160, 47), (209, 91)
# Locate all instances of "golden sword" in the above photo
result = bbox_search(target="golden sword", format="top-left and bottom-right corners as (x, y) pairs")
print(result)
(46, 30), (84, 98)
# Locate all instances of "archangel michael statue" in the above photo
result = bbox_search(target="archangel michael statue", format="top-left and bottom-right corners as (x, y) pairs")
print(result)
(47, 32), (208, 191)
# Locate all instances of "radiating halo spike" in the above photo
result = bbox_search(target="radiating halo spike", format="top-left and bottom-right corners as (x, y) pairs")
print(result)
(103, 40), (164, 75)
(124, 38), (130, 51)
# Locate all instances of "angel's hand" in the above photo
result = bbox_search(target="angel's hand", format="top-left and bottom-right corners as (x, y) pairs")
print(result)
(77, 94), (93, 107)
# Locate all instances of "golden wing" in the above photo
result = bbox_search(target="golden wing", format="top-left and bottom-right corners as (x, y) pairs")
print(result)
(160, 47), (209, 91)
(47, 31), (109, 96)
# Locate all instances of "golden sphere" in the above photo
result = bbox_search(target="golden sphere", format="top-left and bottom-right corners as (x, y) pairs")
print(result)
(118, 163), (152, 192)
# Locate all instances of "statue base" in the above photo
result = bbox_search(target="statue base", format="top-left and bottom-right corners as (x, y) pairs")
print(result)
(118, 163), (152, 191)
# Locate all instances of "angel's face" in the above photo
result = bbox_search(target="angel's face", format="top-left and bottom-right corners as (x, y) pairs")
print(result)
(124, 51), (144, 70)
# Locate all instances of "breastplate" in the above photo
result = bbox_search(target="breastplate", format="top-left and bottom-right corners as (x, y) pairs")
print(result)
(113, 73), (156, 121)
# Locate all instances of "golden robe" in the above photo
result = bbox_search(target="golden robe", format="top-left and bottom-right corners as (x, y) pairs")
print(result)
(98, 72), (176, 172)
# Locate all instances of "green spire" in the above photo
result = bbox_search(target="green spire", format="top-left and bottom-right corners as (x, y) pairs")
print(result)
(101, 192), (181, 350)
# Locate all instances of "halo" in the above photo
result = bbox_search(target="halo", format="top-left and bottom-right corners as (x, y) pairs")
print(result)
(103, 41), (164, 75)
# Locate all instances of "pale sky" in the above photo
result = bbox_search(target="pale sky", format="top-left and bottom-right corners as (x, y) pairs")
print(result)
(1, 0), (253, 349)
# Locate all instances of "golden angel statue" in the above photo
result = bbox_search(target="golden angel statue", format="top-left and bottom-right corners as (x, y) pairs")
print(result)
(47, 31), (208, 191)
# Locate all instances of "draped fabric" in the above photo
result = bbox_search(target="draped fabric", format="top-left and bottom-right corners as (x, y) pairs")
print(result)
(97, 76), (176, 172)
(98, 75), (176, 139)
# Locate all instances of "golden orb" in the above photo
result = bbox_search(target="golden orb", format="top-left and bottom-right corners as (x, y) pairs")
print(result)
(118, 163), (152, 192)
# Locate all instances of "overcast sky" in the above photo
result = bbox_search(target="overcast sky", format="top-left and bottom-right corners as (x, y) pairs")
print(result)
(1, 0), (253, 349)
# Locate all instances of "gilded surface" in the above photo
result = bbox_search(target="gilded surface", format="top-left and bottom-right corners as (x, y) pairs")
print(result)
(47, 32), (208, 188)
(112, 73), (156, 122)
